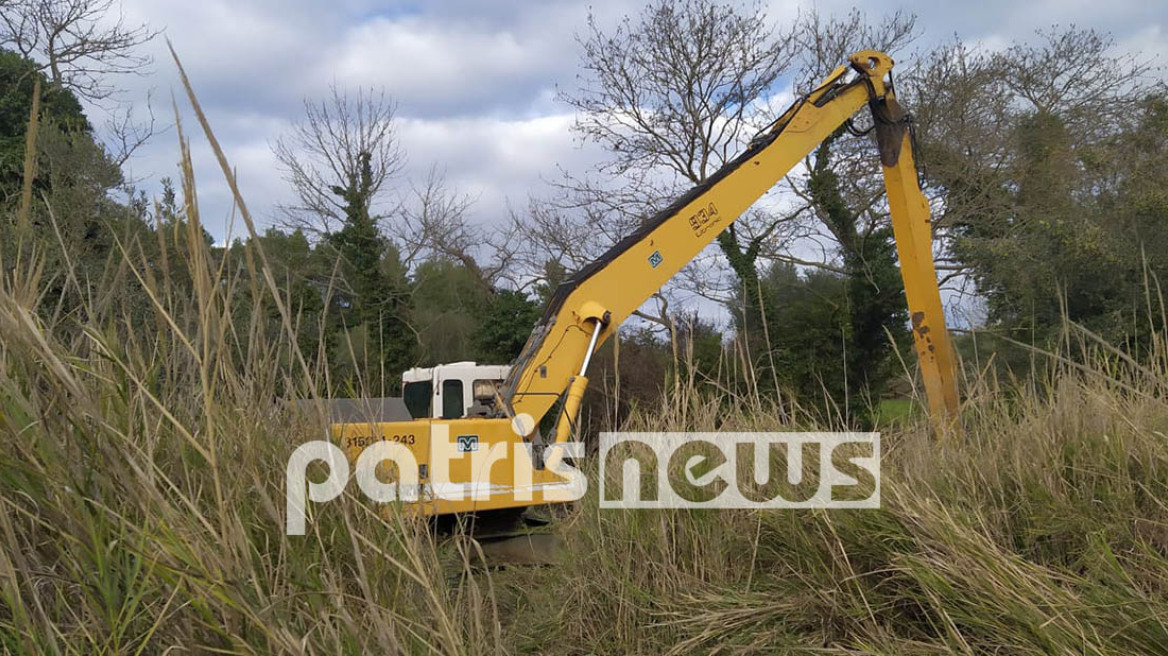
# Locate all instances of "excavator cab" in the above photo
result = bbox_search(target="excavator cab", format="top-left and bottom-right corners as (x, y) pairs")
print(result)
(401, 362), (511, 420)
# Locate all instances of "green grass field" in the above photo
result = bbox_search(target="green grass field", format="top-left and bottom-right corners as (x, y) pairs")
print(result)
(875, 398), (918, 427)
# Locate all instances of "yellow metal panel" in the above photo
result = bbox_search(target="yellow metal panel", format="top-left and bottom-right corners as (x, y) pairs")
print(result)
(334, 418), (431, 466)
(882, 134), (961, 426)
(332, 418), (581, 516)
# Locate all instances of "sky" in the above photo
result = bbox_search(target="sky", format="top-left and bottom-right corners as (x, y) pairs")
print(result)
(94, 0), (1167, 324)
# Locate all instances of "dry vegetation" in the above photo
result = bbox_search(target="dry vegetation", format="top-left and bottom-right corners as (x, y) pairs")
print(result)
(2, 63), (1168, 656)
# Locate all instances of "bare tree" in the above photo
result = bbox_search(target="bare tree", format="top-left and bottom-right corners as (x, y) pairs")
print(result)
(523, 0), (818, 334)
(565, 0), (794, 182)
(901, 37), (1014, 284)
(790, 9), (917, 90)
(540, 2), (919, 329)
(273, 85), (404, 236)
(995, 27), (1157, 138)
(0, 0), (157, 103)
(782, 9), (919, 250)
(511, 192), (688, 332)
(400, 167), (520, 290)
(559, 0), (801, 294)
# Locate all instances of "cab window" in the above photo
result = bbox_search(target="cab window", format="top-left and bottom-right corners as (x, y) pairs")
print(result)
(441, 379), (464, 419)
(472, 379), (503, 403)
(403, 381), (432, 419)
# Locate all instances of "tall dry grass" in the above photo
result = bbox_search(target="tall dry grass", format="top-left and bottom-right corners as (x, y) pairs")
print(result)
(2, 54), (1167, 654)
(510, 358), (1168, 654)
(0, 54), (506, 655)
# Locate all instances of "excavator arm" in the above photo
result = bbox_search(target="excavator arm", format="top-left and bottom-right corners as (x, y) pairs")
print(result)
(502, 50), (959, 435)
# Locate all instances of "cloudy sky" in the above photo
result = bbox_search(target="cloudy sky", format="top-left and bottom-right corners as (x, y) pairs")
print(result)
(104, 0), (1165, 248)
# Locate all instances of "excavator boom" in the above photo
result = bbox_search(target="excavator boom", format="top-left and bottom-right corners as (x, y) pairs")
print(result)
(503, 50), (958, 430)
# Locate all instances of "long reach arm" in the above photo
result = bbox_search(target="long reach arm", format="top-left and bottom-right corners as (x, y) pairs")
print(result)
(502, 51), (960, 436)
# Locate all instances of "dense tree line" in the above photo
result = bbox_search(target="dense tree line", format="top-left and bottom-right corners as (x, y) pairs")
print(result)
(910, 31), (1168, 346)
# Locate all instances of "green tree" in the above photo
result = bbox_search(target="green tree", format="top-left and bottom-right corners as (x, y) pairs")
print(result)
(475, 289), (541, 364)
(533, 259), (568, 308)
(0, 48), (90, 203)
(0, 48), (144, 329)
(803, 128), (909, 423)
(411, 258), (489, 365)
(560, 0), (799, 327)
(326, 214), (414, 384)
(273, 87), (413, 388)
(911, 28), (1163, 349)
(747, 263), (851, 417)
(242, 227), (329, 367)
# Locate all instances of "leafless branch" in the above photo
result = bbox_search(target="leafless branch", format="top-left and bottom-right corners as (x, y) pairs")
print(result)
(562, 0), (796, 184)
(0, 0), (158, 103)
(273, 85), (404, 236)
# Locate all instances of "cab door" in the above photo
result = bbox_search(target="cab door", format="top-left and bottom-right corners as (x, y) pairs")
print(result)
(434, 370), (468, 420)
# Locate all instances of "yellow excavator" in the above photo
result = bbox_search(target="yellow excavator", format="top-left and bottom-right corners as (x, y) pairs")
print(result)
(333, 50), (960, 519)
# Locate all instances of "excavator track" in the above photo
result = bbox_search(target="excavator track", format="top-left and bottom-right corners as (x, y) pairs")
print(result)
(438, 508), (563, 568)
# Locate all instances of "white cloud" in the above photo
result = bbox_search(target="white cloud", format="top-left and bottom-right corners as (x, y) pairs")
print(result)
(93, 0), (1164, 248)
(121, 106), (607, 244)
(1119, 24), (1168, 71)
(378, 114), (606, 246)
(328, 17), (539, 113)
